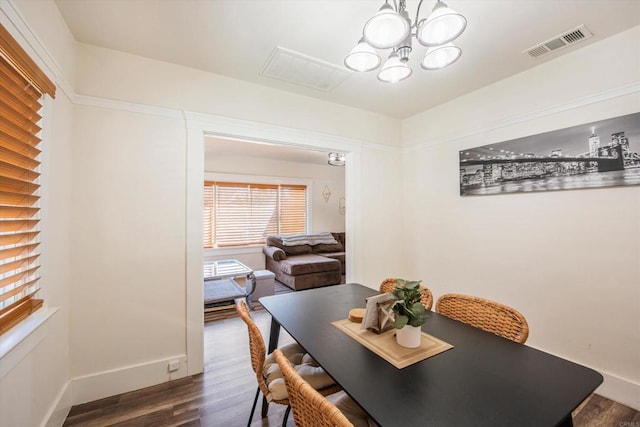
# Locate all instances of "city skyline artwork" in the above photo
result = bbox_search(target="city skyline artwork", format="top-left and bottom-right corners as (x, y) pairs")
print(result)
(459, 112), (640, 196)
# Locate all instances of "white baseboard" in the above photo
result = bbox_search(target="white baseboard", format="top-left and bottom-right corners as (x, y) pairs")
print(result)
(596, 370), (640, 411)
(44, 354), (638, 425)
(70, 354), (189, 405)
(42, 380), (72, 427)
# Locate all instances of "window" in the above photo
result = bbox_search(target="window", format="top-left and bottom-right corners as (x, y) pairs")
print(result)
(0, 24), (56, 334)
(203, 181), (307, 248)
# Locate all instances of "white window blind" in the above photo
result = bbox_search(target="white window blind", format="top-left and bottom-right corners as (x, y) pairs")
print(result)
(203, 181), (307, 248)
(279, 184), (307, 235)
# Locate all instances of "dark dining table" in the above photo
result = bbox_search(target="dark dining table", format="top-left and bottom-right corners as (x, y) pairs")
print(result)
(259, 283), (603, 427)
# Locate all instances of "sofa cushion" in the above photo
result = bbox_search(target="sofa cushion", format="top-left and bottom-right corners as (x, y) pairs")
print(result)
(321, 252), (346, 275)
(321, 252), (345, 263)
(280, 232), (337, 246)
(263, 245), (286, 261)
(279, 254), (341, 275)
(266, 236), (312, 256)
(265, 235), (284, 248)
(313, 242), (344, 253)
(331, 232), (346, 248)
(284, 245), (312, 256)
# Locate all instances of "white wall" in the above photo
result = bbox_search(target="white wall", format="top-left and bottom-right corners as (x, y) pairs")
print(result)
(59, 9), (403, 412)
(8, 1), (638, 425)
(75, 44), (402, 148)
(0, 1), (76, 426)
(357, 146), (406, 283)
(69, 106), (189, 386)
(402, 27), (640, 409)
(67, 42), (403, 396)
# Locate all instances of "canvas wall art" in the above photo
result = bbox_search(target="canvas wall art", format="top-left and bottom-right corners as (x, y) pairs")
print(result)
(459, 112), (640, 196)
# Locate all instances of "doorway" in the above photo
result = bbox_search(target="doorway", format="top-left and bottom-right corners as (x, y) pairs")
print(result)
(184, 115), (362, 375)
(202, 136), (346, 321)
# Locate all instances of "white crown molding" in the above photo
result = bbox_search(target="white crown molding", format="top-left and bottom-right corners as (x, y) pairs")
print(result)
(74, 94), (183, 119)
(73, 81), (640, 155)
(3, 0), (638, 155)
(0, 0), (392, 156)
(5, 0), (639, 419)
(403, 81), (640, 151)
(1, 0), (75, 101)
(184, 111), (372, 154)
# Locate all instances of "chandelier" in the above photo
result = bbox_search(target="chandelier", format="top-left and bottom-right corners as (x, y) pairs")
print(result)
(344, 0), (467, 83)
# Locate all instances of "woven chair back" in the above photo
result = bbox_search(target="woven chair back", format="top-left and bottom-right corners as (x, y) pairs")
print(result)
(379, 277), (434, 311)
(435, 293), (529, 344)
(235, 300), (269, 396)
(273, 349), (353, 427)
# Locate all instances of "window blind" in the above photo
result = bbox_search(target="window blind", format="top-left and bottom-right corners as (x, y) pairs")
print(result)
(279, 184), (307, 235)
(203, 181), (307, 248)
(214, 182), (278, 247)
(0, 24), (55, 334)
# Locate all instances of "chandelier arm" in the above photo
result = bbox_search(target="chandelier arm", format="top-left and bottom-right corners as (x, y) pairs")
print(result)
(391, 0), (398, 12)
(414, 0), (426, 28)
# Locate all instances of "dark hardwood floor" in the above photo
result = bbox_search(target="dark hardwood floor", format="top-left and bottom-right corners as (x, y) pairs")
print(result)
(64, 307), (296, 427)
(64, 301), (640, 426)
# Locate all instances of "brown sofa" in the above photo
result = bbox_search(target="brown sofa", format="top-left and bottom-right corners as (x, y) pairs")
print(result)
(263, 232), (345, 291)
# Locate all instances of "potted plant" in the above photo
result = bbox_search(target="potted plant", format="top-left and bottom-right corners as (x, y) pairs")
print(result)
(390, 279), (428, 348)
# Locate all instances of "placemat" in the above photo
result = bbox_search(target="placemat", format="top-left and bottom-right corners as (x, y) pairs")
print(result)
(332, 318), (453, 369)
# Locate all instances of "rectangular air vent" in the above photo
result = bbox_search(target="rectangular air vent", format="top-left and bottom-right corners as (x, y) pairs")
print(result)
(261, 46), (350, 92)
(523, 25), (593, 59)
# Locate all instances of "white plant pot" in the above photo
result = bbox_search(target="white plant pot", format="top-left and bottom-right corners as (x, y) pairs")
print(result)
(396, 325), (422, 348)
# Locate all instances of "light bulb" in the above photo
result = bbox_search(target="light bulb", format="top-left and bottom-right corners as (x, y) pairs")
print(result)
(417, 1), (467, 47)
(377, 53), (412, 83)
(344, 38), (382, 72)
(363, 2), (411, 49)
(421, 43), (462, 70)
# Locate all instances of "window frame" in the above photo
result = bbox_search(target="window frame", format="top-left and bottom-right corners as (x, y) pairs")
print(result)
(0, 23), (55, 335)
(203, 172), (312, 250)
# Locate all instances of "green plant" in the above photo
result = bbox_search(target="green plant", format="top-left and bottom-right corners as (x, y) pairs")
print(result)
(390, 279), (428, 329)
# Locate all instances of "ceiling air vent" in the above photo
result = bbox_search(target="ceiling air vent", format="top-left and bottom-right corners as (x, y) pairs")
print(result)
(261, 46), (350, 92)
(523, 25), (593, 59)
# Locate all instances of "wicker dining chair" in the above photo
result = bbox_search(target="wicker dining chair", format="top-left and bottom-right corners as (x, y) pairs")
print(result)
(274, 349), (375, 427)
(235, 301), (342, 427)
(379, 277), (434, 311)
(435, 293), (529, 344)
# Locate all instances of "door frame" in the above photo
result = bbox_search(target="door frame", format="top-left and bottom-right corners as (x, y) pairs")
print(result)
(184, 112), (363, 374)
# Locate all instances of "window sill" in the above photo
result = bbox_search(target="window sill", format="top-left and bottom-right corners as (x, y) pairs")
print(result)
(204, 246), (263, 256)
(0, 307), (58, 379)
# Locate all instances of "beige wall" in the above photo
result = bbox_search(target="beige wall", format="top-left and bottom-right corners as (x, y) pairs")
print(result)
(75, 43), (402, 148)
(66, 42), (404, 399)
(9, 0), (76, 87)
(4, 2), (403, 421)
(205, 153), (346, 235)
(402, 27), (640, 409)
(69, 106), (188, 379)
(3, 1), (639, 425)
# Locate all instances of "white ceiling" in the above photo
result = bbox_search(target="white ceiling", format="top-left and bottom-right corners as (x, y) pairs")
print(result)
(54, 0), (640, 120)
